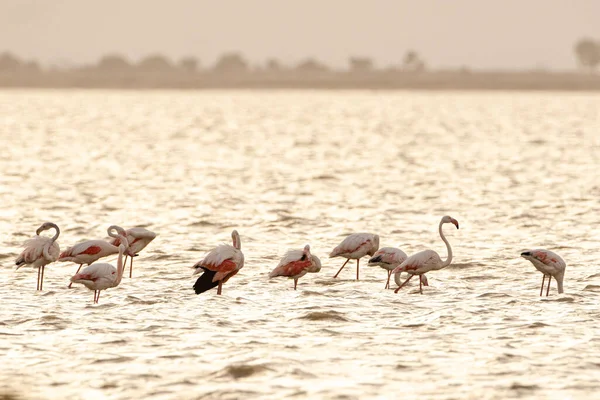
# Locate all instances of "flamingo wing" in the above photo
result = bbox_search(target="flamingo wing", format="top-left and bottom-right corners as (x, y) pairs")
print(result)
(369, 247), (407, 266)
(330, 233), (376, 257)
(193, 245), (244, 282)
(393, 250), (441, 274)
(530, 249), (566, 269)
(16, 236), (50, 267)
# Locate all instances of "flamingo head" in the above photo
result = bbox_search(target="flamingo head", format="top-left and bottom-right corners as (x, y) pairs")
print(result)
(442, 215), (459, 229)
(308, 254), (322, 273)
(520, 250), (536, 263)
(36, 222), (54, 235)
(368, 234), (380, 256)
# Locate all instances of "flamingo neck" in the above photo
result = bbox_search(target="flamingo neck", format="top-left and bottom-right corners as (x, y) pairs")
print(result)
(438, 221), (453, 269)
(233, 233), (241, 250)
(113, 234), (129, 286)
(556, 272), (564, 294)
(49, 223), (60, 243)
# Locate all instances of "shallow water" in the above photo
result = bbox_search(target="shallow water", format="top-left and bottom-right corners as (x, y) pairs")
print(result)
(1, 89), (600, 399)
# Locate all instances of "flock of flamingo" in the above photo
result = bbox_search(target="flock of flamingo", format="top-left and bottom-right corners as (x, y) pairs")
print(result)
(14, 215), (567, 303)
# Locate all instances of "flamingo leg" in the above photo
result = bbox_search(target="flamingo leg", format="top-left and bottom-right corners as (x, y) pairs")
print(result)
(394, 274), (415, 293)
(419, 276), (423, 294)
(36, 267), (41, 291)
(40, 266), (45, 291)
(539, 275), (545, 296)
(294, 278), (298, 290)
(96, 290), (101, 304)
(385, 271), (391, 289)
(217, 281), (223, 295)
(122, 255), (128, 273)
(129, 256), (134, 278)
(333, 259), (350, 278)
(68, 264), (83, 288)
(93, 290), (97, 303)
(546, 275), (552, 297)
(356, 259), (360, 281)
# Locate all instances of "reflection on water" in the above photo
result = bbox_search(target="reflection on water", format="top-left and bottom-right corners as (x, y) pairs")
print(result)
(1, 90), (599, 399)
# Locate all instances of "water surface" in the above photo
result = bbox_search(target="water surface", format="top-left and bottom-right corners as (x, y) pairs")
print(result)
(1, 90), (599, 399)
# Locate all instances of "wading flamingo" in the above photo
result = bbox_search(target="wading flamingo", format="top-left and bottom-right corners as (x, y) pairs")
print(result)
(393, 216), (459, 294)
(330, 233), (379, 280)
(69, 227), (129, 304)
(520, 249), (566, 296)
(269, 244), (322, 290)
(15, 222), (60, 291)
(368, 247), (428, 289)
(192, 230), (244, 295)
(109, 227), (156, 278)
(60, 225), (133, 288)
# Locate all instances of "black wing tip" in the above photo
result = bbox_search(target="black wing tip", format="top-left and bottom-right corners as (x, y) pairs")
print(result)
(193, 270), (219, 294)
(521, 251), (531, 257)
(369, 255), (382, 263)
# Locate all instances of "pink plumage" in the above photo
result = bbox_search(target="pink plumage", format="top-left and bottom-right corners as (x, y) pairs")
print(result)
(192, 230), (244, 295)
(393, 216), (459, 294)
(269, 244), (321, 290)
(368, 247), (429, 289)
(521, 249), (566, 296)
(15, 222), (61, 291)
(60, 225), (132, 288)
(330, 232), (379, 280)
(109, 227), (157, 278)
(70, 229), (129, 304)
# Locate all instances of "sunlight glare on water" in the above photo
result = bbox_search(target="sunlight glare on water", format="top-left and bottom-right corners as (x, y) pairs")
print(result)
(1, 90), (599, 399)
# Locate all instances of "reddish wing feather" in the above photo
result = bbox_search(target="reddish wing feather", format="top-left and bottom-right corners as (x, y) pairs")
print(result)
(80, 245), (103, 255)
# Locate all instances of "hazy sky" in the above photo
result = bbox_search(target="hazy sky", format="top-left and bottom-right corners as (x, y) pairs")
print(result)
(1, 0), (598, 70)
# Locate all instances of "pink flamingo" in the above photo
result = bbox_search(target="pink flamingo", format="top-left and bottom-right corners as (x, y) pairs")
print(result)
(393, 216), (459, 294)
(269, 244), (322, 290)
(60, 225), (133, 288)
(69, 227), (129, 304)
(15, 222), (60, 291)
(368, 247), (428, 289)
(192, 230), (244, 295)
(108, 227), (156, 278)
(520, 249), (566, 296)
(330, 233), (379, 280)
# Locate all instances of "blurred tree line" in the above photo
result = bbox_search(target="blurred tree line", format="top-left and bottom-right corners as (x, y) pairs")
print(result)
(0, 50), (427, 74)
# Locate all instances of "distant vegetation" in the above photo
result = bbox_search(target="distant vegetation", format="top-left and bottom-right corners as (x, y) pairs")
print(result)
(1, 42), (599, 90)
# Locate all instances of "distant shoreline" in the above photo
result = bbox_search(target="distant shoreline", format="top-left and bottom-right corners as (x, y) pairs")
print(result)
(1, 70), (600, 91)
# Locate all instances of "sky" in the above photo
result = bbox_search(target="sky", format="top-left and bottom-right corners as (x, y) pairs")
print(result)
(0, 0), (598, 70)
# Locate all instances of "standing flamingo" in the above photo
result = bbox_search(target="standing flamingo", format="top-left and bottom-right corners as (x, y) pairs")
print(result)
(393, 216), (459, 294)
(15, 222), (61, 291)
(69, 227), (129, 304)
(330, 233), (379, 280)
(60, 225), (133, 288)
(192, 230), (244, 295)
(108, 227), (157, 278)
(269, 244), (322, 290)
(520, 249), (566, 296)
(368, 247), (428, 289)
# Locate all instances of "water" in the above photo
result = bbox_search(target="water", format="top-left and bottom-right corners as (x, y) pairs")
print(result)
(1, 90), (599, 399)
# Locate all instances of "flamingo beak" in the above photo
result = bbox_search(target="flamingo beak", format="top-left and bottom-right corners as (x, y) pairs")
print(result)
(452, 219), (459, 229)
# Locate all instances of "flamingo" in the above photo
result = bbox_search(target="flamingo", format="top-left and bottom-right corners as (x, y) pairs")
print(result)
(69, 227), (129, 303)
(15, 222), (61, 291)
(520, 249), (566, 296)
(192, 230), (244, 295)
(368, 247), (428, 289)
(269, 244), (322, 290)
(108, 227), (157, 278)
(393, 216), (459, 294)
(60, 225), (133, 288)
(330, 233), (379, 280)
